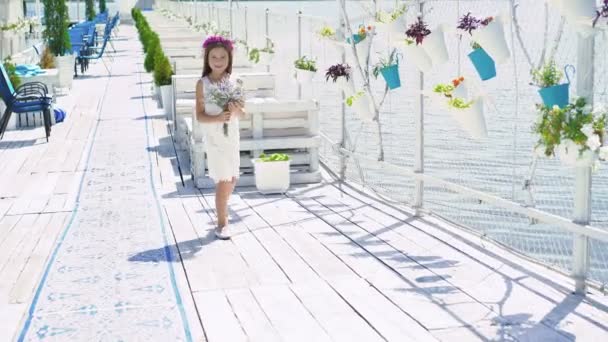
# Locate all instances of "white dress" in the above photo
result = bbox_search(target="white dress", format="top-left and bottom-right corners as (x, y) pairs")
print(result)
(201, 75), (241, 183)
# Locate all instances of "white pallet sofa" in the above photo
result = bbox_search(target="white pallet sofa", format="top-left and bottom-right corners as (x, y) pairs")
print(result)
(171, 73), (321, 188)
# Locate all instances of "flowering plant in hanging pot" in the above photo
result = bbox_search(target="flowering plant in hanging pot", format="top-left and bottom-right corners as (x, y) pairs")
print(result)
(458, 12), (510, 64)
(404, 16), (433, 72)
(375, 4), (408, 34)
(434, 77), (487, 139)
(534, 97), (608, 168)
(372, 50), (401, 90)
(325, 63), (354, 95)
(531, 61), (574, 109)
(294, 55), (317, 84)
(457, 13), (497, 81)
(346, 91), (375, 122)
(318, 25), (336, 39)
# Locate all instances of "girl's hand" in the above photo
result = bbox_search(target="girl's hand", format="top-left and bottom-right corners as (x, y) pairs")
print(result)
(217, 110), (232, 123)
(228, 101), (245, 115)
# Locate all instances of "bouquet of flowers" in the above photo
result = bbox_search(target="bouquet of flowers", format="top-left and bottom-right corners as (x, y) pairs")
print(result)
(208, 78), (245, 136)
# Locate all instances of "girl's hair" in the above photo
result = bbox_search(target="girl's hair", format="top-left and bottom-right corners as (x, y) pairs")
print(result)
(202, 37), (233, 77)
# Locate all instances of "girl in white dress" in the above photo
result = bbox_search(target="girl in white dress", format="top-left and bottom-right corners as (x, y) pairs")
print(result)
(195, 36), (246, 240)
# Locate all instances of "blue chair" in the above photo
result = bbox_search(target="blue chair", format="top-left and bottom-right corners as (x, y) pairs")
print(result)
(79, 29), (114, 74)
(0, 64), (53, 141)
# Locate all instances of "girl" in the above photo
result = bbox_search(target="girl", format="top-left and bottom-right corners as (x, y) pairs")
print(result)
(195, 35), (246, 240)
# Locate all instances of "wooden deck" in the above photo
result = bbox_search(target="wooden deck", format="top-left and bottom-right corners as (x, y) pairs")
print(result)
(1, 24), (608, 342)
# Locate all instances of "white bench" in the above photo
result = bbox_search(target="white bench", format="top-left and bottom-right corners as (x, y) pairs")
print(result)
(188, 97), (321, 189)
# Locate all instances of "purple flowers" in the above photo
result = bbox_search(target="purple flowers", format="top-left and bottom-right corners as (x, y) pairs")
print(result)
(203, 35), (234, 51)
(208, 78), (244, 136)
(405, 17), (431, 45)
(593, 0), (608, 27)
(457, 12), (493, 35)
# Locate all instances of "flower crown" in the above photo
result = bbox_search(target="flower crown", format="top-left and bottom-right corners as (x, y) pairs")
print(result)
(203, 35), (234, 51)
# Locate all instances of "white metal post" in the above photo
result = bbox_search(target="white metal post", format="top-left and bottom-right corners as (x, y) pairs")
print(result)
(339, 16), (346, 182)
(572, 34), (595, 295)
(297, 10), (302, 100)
(229, 0), (233, 39)
(265, 8), (269, 73)
(413, 1), (425, 216)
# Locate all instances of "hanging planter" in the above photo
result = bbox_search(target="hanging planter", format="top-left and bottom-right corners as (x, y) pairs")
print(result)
(404, 16), (435, 72)
(294, 55), (317, 84)
(252, 153), (291, 194)
(422, 25), (449, 65)
(325, 63), (355, 95)
(458, 13), (510, 64)
(403, 42), (433, 72)
(248, 38), (275, 65)
(374, 5), (407, 34)
(346, 91), (375, 122)
(533, 97), (608, 169)
(468, 47), (496, 81)
(434, 78), (487, 139)
(533, 62), (574, 109)
(372, 50), (401, 90)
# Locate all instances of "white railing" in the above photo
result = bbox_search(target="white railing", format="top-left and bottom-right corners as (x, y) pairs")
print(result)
(154, 0), (608, 295)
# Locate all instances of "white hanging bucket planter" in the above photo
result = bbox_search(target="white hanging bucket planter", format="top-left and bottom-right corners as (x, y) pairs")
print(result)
(354, 37), (371, 63)
(557, 143), (597, 167)
(452, 82), (468, 99)
(350, 93), (375, 122)
(258, 52), (274, 65)
(335, 76), (355, 96)
(252, 159), (291, 194)
(422, 25), (449, 66)
(160, 85), (173, 118)
(404, 43), (433, 73)
(233, 46), (250, 67)
(376, 16), (406, 35)
(448, 98), (488, 139)
(471, 17), (510, 64)
(295, 69), (315, 84)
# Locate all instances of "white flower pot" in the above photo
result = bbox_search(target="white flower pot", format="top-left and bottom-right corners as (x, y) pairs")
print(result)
(355, 37), (371, 63)
(557, 143), (596, 167)
(295, 69), (315, 84)
(471, 17), (510, 64)
(252, 159), (291, 194)
(404, 43), (432, 73)
(422, 25), (449, 66)
(258, 51), (274, 65)
(351, 93), (375, 122)
(448, 98), (487, 139)
(452, 82), (468, 99)
(335, 76), (355, 96)
(55, 54), (75, 90)
(160, 85), (173, 118)
(155, 85), (162, 107)
(376, 16), (406, 35)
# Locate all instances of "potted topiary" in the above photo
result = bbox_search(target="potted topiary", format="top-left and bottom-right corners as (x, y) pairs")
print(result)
(372, 50), (400, 90)
(294, 56), (317, 84)
(252, 153), (291, 194)
(434, 77), (487, 139)
(325, 63), (354, 95)
(457, 13), (497, 81)
(532, 61), (574, 109)
(43, 0), (74, 90)
(346, 90), (374, 122)
(154, 51), (174, 118)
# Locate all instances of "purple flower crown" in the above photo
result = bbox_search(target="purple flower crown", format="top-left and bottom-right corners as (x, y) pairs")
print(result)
(203, 35), (234, 51)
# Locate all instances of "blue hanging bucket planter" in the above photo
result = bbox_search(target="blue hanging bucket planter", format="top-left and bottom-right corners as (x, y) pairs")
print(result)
(380, 64), (401, 90)
(346, 34), (364, 45)
(538, 65), (575, 109)
(468, 48), (496, 81)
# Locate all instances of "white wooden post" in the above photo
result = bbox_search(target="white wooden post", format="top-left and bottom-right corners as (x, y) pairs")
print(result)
(339, 16), (346, 182)
(297, 10), (302, 100)
(413, 0), (425, 216)
(572, 34), (595, 295)
(265, 8), (270, 73)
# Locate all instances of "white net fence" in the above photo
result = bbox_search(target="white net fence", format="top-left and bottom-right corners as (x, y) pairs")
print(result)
(158, 0), (608, 287)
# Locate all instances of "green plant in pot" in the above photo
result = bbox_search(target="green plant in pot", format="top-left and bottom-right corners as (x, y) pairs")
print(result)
(43, 0), (73, 88)
(372, 50), (400, 90)
(154, 51), (174, 117)
(3, 57), (21, 89)
(531, 60), (573, 109)
(144, 35), (161, 73)
(248, 38), (275, 64)
(294, 56), (317, 83)
(253, 153), (291, 194)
